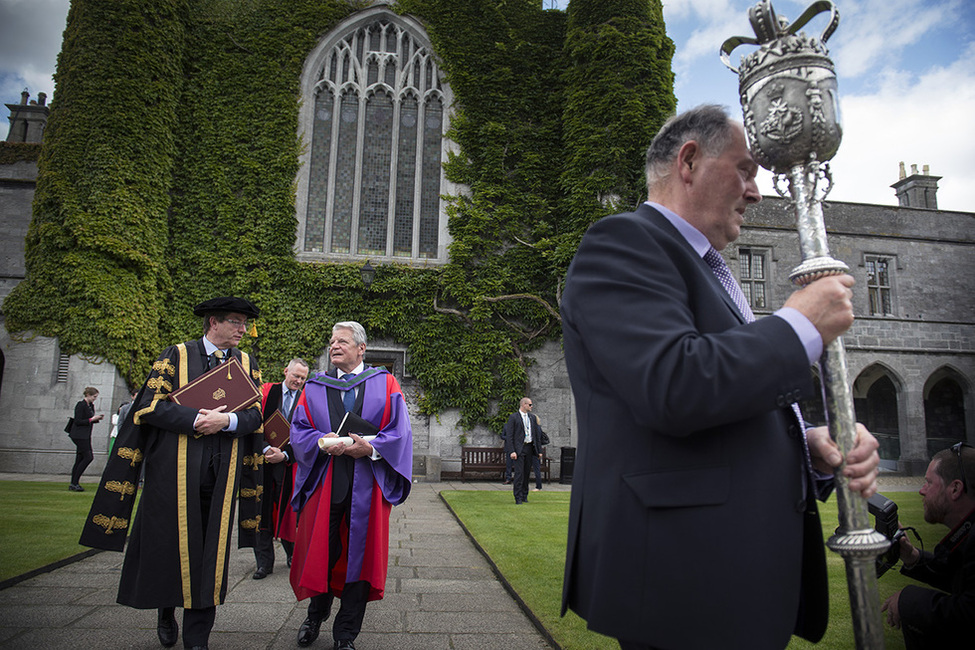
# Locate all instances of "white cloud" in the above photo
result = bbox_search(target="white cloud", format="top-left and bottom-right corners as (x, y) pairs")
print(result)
(830, 0), (953, 78)
(800, 42), (975, 211)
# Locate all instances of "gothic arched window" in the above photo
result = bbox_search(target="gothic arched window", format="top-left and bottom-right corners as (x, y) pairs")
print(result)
(295, 8), (453, 262)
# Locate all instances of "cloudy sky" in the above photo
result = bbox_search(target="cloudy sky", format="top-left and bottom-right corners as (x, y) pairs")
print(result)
(2, 0), (973, 211)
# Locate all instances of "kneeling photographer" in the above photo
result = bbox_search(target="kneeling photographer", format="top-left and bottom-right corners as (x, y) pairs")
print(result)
(880, 443), (975, 649)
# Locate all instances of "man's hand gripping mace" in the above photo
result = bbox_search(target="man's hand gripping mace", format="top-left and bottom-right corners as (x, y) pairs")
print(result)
(722, 2), (890, 647)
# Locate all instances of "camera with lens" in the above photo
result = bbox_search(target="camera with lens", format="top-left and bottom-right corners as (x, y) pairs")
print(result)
(868, 492), (906, 577)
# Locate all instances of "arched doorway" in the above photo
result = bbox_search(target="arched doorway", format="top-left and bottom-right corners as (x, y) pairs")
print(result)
(853, 365), (902, 470)
(924, 368), (969, 458)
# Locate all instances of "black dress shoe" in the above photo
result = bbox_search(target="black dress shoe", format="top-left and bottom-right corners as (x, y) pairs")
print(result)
(297, 616), (323, 647)
(156, 612), (178, 647)
(252, 566), (271, 579)
(68, 483), (84, 492)
(335, 640), (356, 650)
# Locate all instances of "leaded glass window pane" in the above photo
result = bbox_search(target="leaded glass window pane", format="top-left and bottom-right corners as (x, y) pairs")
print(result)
(394, 97), (418, 256)
(739, 252), (751, 278)
(304, 88), (334, 252)
(419, 98), (442, 258)
(753, 282), (766, 308)
(358, 90), (393, 255)
(752, 254), (765, 280)
(330, 92), (359, 254)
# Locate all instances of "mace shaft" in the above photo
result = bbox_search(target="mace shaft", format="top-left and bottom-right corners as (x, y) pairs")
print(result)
(785, 160), (890, 649)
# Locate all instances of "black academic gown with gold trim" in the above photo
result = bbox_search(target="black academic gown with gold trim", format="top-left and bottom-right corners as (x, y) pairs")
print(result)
(80, 339), (264, 610)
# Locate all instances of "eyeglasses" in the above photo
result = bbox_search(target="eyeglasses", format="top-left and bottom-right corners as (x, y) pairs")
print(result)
(226, 318), (248, 330)
(951, 442), (972, 494)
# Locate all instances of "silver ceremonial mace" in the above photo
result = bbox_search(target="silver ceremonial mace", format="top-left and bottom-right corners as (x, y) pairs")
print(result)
(721, 2), (890, 648)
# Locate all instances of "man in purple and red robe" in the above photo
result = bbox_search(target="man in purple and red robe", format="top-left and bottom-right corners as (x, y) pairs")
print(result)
(288, 321), (413, 650)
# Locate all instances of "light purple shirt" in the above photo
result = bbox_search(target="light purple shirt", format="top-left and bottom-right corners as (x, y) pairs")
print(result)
(647, 201), (823, 364)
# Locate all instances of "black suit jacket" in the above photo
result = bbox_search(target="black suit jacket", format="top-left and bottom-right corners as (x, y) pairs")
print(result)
(69, 399), (95, 440)
(560, 203), (827, 649)
(502, 411), (542, 457)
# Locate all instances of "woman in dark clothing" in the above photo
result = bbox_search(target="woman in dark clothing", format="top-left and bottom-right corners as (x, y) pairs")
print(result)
(68, 387), (103, 491)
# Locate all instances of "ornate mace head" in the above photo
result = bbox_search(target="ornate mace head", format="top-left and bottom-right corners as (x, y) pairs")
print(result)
(720, 0), (842, 174)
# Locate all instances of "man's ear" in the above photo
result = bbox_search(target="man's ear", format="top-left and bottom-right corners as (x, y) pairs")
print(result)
(949, 478), (967, 501)
(676, 140), (700, 181)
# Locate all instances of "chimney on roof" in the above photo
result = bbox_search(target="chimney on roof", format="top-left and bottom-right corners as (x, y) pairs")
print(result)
(5, 88), (50, 143)
(891, 162), (941, 209)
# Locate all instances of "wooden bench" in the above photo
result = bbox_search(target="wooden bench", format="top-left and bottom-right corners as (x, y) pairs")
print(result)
(460, 446), (551, 481)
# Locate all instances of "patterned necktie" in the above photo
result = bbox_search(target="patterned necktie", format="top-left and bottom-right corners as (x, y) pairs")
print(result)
(281, 389), (293, 418)
(209, 349), (224, 369)
(703, 247), (755, 322)
(523, 413), (532, 443)
(341, 374), (356, 413)
(704, 248), (811, 472)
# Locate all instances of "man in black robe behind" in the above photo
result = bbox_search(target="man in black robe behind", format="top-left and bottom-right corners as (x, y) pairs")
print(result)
(80, 297), (264, 650)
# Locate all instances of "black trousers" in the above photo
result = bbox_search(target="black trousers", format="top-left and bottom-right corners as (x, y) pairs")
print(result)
(158, 606), (216, 648)
(305, 479), (369, 642)
(254, 527), (294, 569)
(307, 581), (369, 643)
(530, 452), (543, 489)
(70, 437), (93, 484)
(512, 450), (534, 503)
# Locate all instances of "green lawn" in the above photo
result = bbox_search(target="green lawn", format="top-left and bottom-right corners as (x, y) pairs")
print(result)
(442, 489), (943, 650)
(0, 480), (104, 582)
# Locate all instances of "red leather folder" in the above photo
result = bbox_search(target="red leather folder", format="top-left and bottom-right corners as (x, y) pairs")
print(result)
(263, 409), (291, 447)
(168, 356), (260, 413)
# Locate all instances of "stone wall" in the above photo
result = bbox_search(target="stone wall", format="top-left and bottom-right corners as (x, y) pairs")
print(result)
(0, 160), (35, 305)
(0, 332), (127, 476)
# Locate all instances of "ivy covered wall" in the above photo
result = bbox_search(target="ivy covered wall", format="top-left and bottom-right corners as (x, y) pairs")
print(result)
(4, 0), (674, 432)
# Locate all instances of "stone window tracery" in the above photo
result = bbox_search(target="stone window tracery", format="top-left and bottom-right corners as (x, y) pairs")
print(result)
(297, 10), (450, 262)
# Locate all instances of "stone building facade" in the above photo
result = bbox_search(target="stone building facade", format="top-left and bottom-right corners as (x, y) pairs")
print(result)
(0, 3), (971, 480)
(729, 171), (974, 475)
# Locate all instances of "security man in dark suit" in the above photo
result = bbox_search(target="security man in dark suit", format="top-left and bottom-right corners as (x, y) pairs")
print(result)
(560, 105), (881, 649)
(503, 397), (544, 504)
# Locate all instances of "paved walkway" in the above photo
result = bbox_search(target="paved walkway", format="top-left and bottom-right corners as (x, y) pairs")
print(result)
(0, 477), (566, 650)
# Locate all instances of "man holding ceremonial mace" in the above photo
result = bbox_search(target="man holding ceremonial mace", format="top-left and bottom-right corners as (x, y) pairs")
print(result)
(722, 1), (893, 647)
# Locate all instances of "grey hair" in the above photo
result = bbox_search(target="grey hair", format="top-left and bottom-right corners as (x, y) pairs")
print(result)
(645, 104), (735, 191)
(286, 357), (309, 371)
(332, 321), (367, 347)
